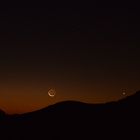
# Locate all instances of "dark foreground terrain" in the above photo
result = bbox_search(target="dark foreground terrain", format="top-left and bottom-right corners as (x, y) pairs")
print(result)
(0, 91), (140, 139)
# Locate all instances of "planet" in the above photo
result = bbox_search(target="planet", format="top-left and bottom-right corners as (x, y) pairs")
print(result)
(122, 89), (126, 95)
(48, 88), (56, 97)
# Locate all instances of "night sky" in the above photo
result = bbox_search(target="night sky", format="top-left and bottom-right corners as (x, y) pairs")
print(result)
(0, 7), (140, 114)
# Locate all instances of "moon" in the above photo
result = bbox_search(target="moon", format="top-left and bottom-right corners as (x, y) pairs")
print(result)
(48, 88), (56, 97)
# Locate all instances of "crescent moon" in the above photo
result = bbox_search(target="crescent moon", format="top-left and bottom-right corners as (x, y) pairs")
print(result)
(48, 89), (56, 97)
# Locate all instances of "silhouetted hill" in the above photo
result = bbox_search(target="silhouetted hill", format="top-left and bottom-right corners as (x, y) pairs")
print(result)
(0, 109), (6, 119)
(0, 91), (140, 139)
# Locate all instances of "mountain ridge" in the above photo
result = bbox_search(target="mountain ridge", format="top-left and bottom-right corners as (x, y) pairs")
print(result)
(0, 90), (140, 116)
(0, 91), (139, 139)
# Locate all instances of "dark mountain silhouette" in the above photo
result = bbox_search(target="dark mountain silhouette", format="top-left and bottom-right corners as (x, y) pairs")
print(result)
(0, 91), (140, 139)
(0, 109), (6, 119)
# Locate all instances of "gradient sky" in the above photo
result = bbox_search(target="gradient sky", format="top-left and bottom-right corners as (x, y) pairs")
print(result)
(0, 7), (140, 114)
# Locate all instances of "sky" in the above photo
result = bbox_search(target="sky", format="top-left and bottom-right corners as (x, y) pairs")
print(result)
(0, 7), (140, 114)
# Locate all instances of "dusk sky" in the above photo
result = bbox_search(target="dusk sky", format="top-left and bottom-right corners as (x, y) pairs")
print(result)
(0, 7), (140, 114)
